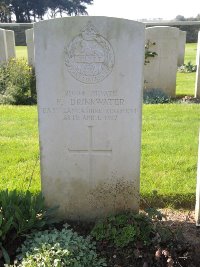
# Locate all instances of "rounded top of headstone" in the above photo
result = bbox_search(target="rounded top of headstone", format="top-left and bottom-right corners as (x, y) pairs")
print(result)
(33, 16), (145, 28)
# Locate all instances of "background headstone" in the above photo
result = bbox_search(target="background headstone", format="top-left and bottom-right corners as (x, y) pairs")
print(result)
(196, 31), (200, 66)
(144, 26), (179, 97)
(5, 30), (16, 59)
(195, 130), (200, 226)
(25, 29), (34, 66)
(0, 28), (8, 63)
(195, 31), (200, 98)
(34, 17), (145, 221)
(178, 30), (186, 67)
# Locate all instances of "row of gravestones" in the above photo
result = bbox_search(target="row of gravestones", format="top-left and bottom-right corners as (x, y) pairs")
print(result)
(0, 27), (33, 64)
(26, 26), (187, 98)
(145, 26), (186, 98)
(0, 28), (16, 62)
(31, 17), (200, 224)
(1, 23), (199, 98)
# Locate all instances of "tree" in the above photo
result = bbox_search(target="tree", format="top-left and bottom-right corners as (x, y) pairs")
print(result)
(0, 0), (12, 22)
(0, 0), (93, 23)
(174, 14), (200, 22)
(175, 15), (186, 21)
(46, 0), (93, 19)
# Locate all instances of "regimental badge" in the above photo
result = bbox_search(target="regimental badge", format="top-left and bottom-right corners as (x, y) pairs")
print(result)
(65, 21), (115, 84)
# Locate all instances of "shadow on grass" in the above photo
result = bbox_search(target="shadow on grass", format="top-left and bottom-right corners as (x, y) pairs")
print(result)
(140, 192), (196, 210)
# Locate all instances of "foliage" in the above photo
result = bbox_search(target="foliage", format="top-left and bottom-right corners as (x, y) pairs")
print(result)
(91, 212), (156, 247)
(0, 190), (58, 264)
(0, 1), (11, 22)
(143, 89), (171, 104)
(0, 0), (93, 23)
(0, 58), (36, 105)
(145, 206), (164, 221)
(178, 61), (197, 73)
(91, 210), (185, 263)
(175, 13), (200, 21)
(11, 226), (107, 267)
(145, 40), (157, 65)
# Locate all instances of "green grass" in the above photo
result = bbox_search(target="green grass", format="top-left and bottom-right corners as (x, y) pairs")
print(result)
(176, 43), (197, 97)
(176, 72), (196, 96)
(184, 43), (197, 65)
(141, 103), (200, 208)
(0, 104), (199, 208)
(1, 43), (198, 208)
(16, 46), (27, 59)
(0, 106), (40, 193)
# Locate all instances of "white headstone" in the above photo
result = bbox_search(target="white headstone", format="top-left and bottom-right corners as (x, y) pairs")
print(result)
(25, 29), (34, 66)
(177, 30), (186, 67)
(195, 130), (200, 226)
(34, 17), (145, 221)
(0, 28), (7, 63)
(5, 30), (16, 59)
(144, 26), (179, 97)
(196, 32), (200, 66)
(195, 31), (200, 98)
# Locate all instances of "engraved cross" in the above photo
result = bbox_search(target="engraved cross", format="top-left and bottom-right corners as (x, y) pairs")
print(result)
(68, 126), (112, 185)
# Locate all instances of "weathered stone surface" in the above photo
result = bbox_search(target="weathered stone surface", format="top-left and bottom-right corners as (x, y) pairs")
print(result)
(34, 17), (145, 221)
(5, 30), (16, 59)
(144, 26), (179, 97)
(0, 28), (7, 63)
(0, 23), (33, 45)
(25, 29), (34, 66)
(195, 31), (200, 98)
(178, 30), (186, 67)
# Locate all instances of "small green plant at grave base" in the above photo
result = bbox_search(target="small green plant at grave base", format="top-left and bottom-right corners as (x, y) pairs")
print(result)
(145, 206), (164, 221)
(178, 61), (197, 73)
(0, 58), (36, 105)
(143, 89), (171, 104)
(10, 226), (107, 267)
(91, 210), (185, 263)
(0, 190), (58, 264)
(145, 40), (157, 65)
(91, 212), (156, 247)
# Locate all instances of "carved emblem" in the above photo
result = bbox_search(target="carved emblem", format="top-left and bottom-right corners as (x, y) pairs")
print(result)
(65, 21), (115, 84)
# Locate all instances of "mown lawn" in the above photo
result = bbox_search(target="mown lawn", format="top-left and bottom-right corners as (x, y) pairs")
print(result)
(0, 104), (199, 208)
(184, 43), (197, 64)
(15, 46), (27, 59)
(176, 43), (197, 97)
(141, 103), (200, 208)
(0, 106), (40, 193)
(3, 42), (198, 207)
(176, 72), (196, 96)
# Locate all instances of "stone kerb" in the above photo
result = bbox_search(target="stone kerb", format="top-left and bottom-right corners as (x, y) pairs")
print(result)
(25, 28), (34, 66)
(0, 28), (8, 63)
(195, 130), (200, 226)
(178, 30), (186, 67)
(195, 31), (200, 98)
(144, 26), (180, 97)
(5, 30), (16, 59)
(34, 17), (145, 221)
